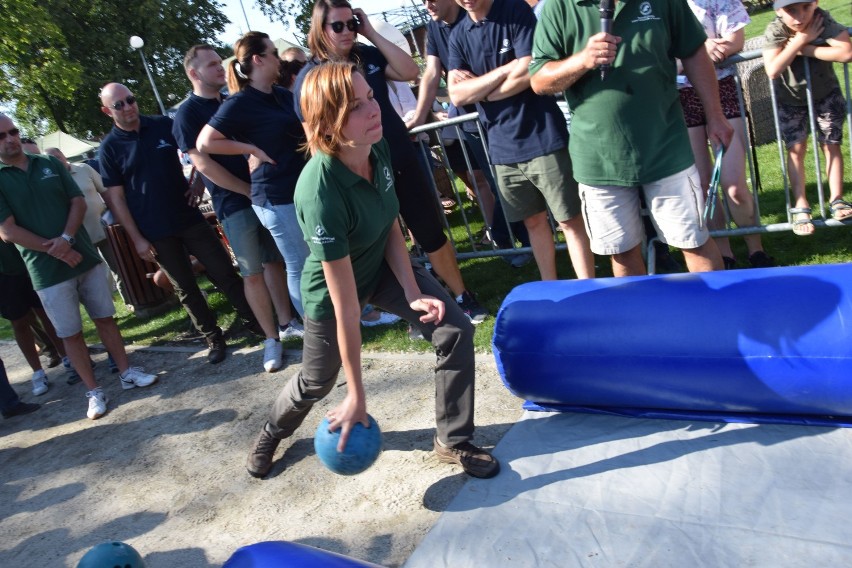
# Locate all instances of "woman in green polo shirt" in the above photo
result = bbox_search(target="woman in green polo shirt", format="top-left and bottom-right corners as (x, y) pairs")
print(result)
(244, 62), (499, 481)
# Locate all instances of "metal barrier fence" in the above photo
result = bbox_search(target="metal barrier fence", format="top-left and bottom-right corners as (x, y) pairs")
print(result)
(406, 44), (852, 272)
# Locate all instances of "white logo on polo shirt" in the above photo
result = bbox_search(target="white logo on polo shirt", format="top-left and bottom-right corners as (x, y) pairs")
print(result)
(366, 64), (381, 75)
(632, 1), (660, 22)
(383, 167), (393, 192)
(156, 139), (172, 149)
(40, 168), (58, 180)
(499, 39), (512, 54)
(312, 224), (335, 245)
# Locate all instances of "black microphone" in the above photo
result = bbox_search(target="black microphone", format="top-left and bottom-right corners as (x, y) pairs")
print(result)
(599, 0), (615, 80)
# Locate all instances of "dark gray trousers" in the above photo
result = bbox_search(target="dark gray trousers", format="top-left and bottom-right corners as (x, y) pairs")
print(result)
(265, 260), (476, 446)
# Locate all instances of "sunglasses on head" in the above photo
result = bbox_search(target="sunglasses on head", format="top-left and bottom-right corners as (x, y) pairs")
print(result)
(327, 16), (360, 33)
(0, 128), (20, 141)
(109, 95), (137, 110)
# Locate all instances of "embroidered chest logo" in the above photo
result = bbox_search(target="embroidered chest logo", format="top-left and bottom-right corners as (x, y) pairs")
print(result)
(383, 166), (393, 192)
(366, 64), (381, 75)
(632, 1), (660, 23)
(498, 38), (512, 54)
(156, 139), (172, 149)
(40, 167), (58, 180)
(312, 224), (335, 245)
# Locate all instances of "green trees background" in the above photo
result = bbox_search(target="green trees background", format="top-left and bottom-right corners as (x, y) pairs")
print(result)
(0, 0), (231, 138)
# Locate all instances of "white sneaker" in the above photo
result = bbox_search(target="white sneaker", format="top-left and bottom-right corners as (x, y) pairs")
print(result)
(278, 318), (305, 341)
(31, 370), (49, 396)
(86, 389), (108, 420)
(361, 311), (401, 327)
(263, 338), (283, 373)
(120, 367), (158, 390)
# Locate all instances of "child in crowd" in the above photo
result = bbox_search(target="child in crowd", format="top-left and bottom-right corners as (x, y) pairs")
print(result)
(763, 0), (852, 235)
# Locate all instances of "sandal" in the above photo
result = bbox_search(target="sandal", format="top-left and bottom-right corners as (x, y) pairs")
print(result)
(829, 198), (852, 221)
(440, 197), (456, 213)
(790, 207), (815, 237)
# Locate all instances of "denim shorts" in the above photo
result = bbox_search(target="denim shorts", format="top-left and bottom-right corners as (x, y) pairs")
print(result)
(579, 165), (709, 255)
(36, 264), (115, 338)
(220, 207), (283, 276)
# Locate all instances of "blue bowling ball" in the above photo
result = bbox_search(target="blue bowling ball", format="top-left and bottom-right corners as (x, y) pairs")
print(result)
(77, 541), (147, 568)
(314, 414), (382, 475)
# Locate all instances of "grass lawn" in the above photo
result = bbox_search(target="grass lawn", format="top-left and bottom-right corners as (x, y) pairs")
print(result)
(3, 4), (851, 354)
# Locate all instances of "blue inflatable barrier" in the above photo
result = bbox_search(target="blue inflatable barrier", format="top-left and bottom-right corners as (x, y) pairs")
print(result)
(492, 264), (852, 424)
(224, 541), (384, 567)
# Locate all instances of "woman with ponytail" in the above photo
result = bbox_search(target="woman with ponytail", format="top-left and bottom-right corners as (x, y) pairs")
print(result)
(197, 31), (310, 319)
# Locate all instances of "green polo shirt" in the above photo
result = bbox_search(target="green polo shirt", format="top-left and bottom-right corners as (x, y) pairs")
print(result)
(530, 0), (706, 186)
(764, 9), (845, 107)
(295, 139), (400, 321)
(0, 154), (100, 290)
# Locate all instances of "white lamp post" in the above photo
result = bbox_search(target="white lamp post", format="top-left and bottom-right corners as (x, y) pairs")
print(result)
(129, 35), (167, 115)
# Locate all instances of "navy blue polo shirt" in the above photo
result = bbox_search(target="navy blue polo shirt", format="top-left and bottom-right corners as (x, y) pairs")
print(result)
(99, 115), (204, 242)
(172, 93), (252, 221)
(293, 45), (419, 168)
(427, 10), (479, 134)
(448, 0), (567, 165)
(207, 85), (307, 206)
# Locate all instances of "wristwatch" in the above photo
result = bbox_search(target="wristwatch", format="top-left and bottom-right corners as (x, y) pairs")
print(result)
(60, 233), (76, 245)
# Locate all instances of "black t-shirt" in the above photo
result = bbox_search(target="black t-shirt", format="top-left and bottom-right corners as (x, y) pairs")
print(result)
(207, 85), (307, 206)
(99, 115), (203, 241)
(172, 93), (252, 220)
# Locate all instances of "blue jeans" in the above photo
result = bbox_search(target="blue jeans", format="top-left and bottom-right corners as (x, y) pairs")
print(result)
(0, 358), (21, 414)
(252, 201), (309, 318)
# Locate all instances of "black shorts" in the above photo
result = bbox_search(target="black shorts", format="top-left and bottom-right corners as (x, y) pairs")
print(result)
(0, 272), (42, 321)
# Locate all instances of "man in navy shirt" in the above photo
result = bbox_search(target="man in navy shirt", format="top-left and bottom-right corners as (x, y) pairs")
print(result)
(173, 45), (303, 374)
(98, 82), (257, 364)
(448, 0), (593, 281)
(408, 0), (532, 268)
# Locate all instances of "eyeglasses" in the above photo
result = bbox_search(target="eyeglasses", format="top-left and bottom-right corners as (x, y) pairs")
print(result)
(327, 16), (360, 34)
(0, 128), (20, 141)
(109, 95), (137, 110)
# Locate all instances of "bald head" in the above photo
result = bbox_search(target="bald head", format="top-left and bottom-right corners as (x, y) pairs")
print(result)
(0, 113), (25, 166)
(100, 82), (140, 131)
(45, 147), (71, 170)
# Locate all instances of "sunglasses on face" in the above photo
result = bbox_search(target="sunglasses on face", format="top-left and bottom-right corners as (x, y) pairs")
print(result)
(327, 16), (360, 33)
(109, 95), (137, 110)
(0, 128), (20, 141)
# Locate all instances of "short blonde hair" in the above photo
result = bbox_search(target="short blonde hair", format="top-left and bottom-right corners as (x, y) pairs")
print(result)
(300, 62), (363, 157)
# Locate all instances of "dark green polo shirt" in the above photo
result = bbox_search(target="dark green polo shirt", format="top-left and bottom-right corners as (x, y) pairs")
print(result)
(0, 154), (100, 290)
(295, 139), (399, 321)
(530, 0), (706, 186)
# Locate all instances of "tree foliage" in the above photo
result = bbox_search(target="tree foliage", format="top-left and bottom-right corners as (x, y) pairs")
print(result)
(254, 0), (314, 41)
(0, 0), (231, 138)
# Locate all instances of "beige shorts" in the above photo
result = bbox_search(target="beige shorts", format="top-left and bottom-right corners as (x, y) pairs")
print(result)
(579, 165), (710, 256)
(493, 149), (581, 223)
(36, 264), (115, 338)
